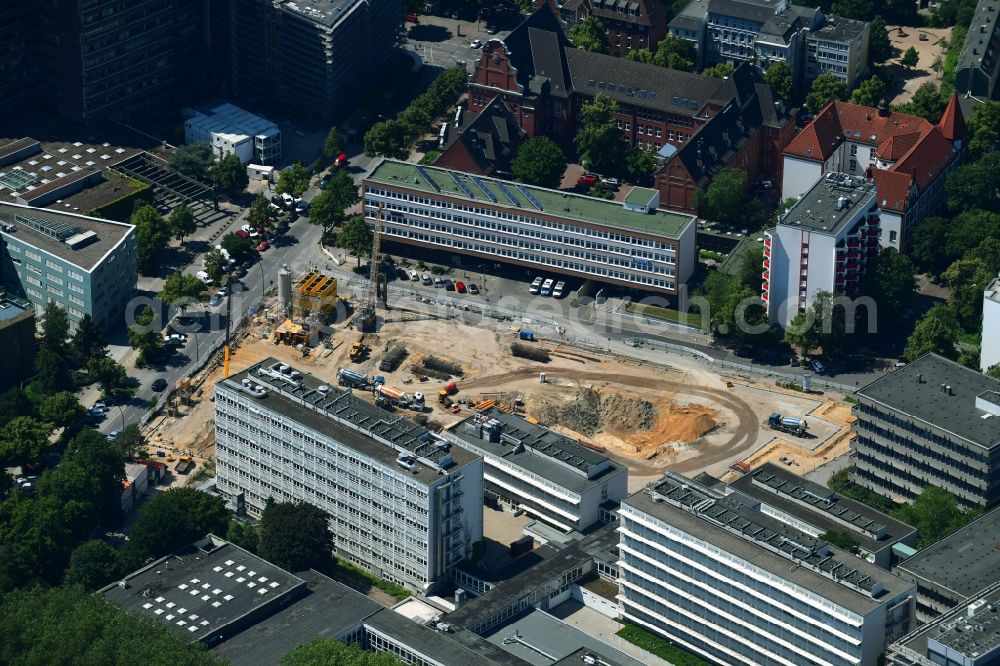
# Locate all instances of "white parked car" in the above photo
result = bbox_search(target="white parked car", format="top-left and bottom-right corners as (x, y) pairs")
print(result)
(529, 277), (544, 294)
(196, 270), (212, 284)
(553, 281), (566, 298)
(540, 278), (554, 296)
(470, 39), (482, 48)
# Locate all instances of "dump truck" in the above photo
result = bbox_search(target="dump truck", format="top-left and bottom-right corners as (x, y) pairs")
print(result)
(337, 368), (369, 389)
(768, 413), (808, 436)
(350, 341), (370, 362)
(174, 455), (195, 474)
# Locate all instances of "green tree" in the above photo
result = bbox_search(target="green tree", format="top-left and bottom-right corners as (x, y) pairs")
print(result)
(850, 75), (887, 107)
(323, 126), (344, 161)
(0, 388), (35, 424)
(831, 0), (876, 20)
(398, 105), (433, 142)
(203, 249), (227, 284)
(125, 487), (230, 563)
(281, 638), (405, 666)
(113, 423), (147, 461)
(160, 270), (207, 305)
(247, 192), (271, 230)
(258, 501), (334, 571)
(87, 357), (131, 400)
(783, 291), (853, 355)
(893, 82), (945, 120)
(907, 303), (959, 360)
(700, 271), (763, 338)
(41, 300), (70, 353)
(35, 302), (74, 393)
(132, 201), (170, 275)
(986, 364), (1000, 379)
(220, 231), (258, 265)
(568, 15), (609, 53)
(909, 215), (949, 273)
(64, 539), (128, 590)
(625, 147), (657, 180)
(946, 151), (1000, 213)
(694, 167), (750, 227)
(901, 46), (919, 68)
(511, 137), (567, 188)
(895, 486), (981, 548)
(40, 391), (85, 431)
(0, 416), (51, 466)
(738, 245), (765, 290)
(307, 189), (340, 234)
(702, 62), (735, 78)
(210, 152), (250, 195)
(364, 120), (410, 159)
(0, 585), (226, 664)
(336, 216), (374, 266)
(71, 314), (107, 364)
(654, 35), (698, 71)
(862, 248), (916, 331)
(868, 16), (894, 65)
(574, 94), (627, 173)
(945, 210), (1000, 264)
(967, 101), (1000, 159)
(127, 306), (163, 366)
(968, 237), (1000, 274)
(763, 60), (796, 101)
(67, 429), (128, 524)
(805, 73), (848, 114)
(942, 257), (993, 330)
(624, 48), (656, 64)
(275, 163), (310, 198)
(168, 204), (197, 244)
(169, 142), (213, 181)
(327, 168), (361, 217)
(226, 519), (259, 553)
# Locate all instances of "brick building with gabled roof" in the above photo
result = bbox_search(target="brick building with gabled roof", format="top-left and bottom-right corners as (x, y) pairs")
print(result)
(538, 0), (669, 58)
(434, 96), (527, 178)
(469, 4), (795, 213)
(781, 95), (965, 252)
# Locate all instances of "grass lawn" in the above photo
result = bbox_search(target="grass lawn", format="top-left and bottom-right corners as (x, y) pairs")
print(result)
(616, 622), (711, 666)
(625, 302), (702, 328)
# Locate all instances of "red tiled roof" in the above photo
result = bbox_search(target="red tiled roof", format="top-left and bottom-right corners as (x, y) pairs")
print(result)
(784, 101), (934, 161)
(875, 132), (921, 161)
(894, 128), (956, 193)
(869, 169), (913, 212)
(937, 92), (967, 142)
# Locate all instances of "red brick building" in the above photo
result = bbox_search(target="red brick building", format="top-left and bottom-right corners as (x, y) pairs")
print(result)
(434, 96), (527, 178)
(469, 4), (795, 213)
(537, 0), (669, 57)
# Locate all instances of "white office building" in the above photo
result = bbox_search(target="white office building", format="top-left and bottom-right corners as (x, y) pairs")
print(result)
(362, 159), (697, 298)
(447, 407), (628, 533)
(618, 473), (916, 666)
(983, 275), (1000, 373)
(214, 358), (484, 594)
(183, 102), (281, 165)
(763, 172), (881, 327)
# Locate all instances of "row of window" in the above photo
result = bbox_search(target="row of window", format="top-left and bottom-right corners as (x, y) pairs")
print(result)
(855, 402), (993, 462)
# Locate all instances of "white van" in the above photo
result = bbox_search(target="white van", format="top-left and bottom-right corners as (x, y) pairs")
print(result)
(409, 269), (419, 281)
(196, 270), (212, 284)
(540, 278), (554, 296)
(553, 281), (566, 298)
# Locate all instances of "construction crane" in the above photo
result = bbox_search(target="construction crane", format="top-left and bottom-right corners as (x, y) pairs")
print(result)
(356, 204), (386, 332)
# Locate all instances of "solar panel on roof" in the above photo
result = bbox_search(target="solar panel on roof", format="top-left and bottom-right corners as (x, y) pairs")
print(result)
(15, 214), (80, 241)
(448, 171), (475, 198)
(495, 180), (520, 205)
(413, 165), (440, 192)
(471, 175), (497, 202)
(515, 184), (543, 210)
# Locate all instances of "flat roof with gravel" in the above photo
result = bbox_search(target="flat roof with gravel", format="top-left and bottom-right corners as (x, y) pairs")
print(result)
(364, 159), (694, 239)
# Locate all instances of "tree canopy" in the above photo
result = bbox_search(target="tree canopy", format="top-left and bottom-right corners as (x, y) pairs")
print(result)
(850, 76), (887, 107)
(511, 137), (567, 188)
(763, 61), (795, 101)
(39, 392), (85, 431)
(893, 82), (946, 121)
(34, 302), (73, 394)
(168, 205), (197, 244)
(906, 303), (959, 360)
(901, 46), (919, 68)
(64, 540), (128, 590)
(942, 257), (993, 330)
(625, 36), (697, 71)
(71, 314), (107, 363)
(574, 94), (627, 173)
(132, 201), (170, 275)
(364, 120), (410, 159)
(280, 638), (404, 666)
(160, 270), (206, 305)
(694, 167), (757, 227)
(275, 163), (311, 198)
(258, 501), (334, 572)
(169, 142), (213, 182)
(946, 151), (1000, 213)
(568, 15), (609, 53)
(324, 127), (344, 161)
(702, 62), (735, 79)
(805, 73), (848, 114)
(868, 17), (894, 65)
(967, 100), (1000, 160)
(210, 152), (249, 195)
(895, 486), (982, 548)
(0, 416), (51, 467)
(336, 216), (374, 266)
(220, 231), (258, 265)
(125, 488), (230, 563)
(861, 248), (916, 331)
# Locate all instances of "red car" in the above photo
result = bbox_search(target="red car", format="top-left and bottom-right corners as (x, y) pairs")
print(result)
(456, 280), (467, 293)
(334, 153), (348, 167)
(235, 229), (250, 239)
(577, 174), (597, 187)
(257, 241), (270, 251)
(405, 12), (418, 22)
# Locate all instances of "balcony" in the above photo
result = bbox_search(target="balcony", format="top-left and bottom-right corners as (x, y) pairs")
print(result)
(764, 238), (771, 248)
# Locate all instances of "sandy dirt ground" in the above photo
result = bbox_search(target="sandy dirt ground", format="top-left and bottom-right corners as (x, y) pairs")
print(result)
(143, 307), (857, 494)
(886, 26), (952, 103)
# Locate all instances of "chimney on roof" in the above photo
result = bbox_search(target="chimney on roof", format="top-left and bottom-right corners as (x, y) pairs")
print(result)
(877, 99), (890, 117)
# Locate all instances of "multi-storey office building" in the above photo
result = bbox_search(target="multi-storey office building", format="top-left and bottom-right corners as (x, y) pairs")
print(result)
(448, 407), (628, 533)
(982, 274), (1000, 373)
(228, 0), (402, 122)
(782, 97), (965, 252)
(727, 463), (917, 569)
(887, 579), (1000, 665)
(852, 353), (1000, 509)
(763, 172), (881, 327)
(0, 1), (56, 119)
(0, 203), (136, 330)
(184, 102), (281, 165)
(804, 17), (870, 90)
(618, 473), (917, 666)
(894, 507), (1000, 622)
(214, 359), (484, 594)
(362, 159), (697, 299)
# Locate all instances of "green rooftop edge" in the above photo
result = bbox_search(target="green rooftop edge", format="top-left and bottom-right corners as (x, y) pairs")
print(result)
(365, 159), (693, 239)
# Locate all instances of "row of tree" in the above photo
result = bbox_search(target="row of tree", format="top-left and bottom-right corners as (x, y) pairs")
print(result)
(169, 143), (249, 196)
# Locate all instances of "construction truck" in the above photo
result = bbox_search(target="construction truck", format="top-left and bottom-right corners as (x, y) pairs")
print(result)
(768, 413), (808, 436)
(376, 384), (409, 406)
(174, 455), (195, 475)
(350, 341), (370, 362)
(337, 368), (370, 389)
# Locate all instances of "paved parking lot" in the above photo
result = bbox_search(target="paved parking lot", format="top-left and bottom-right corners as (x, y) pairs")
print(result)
(405, 13), (513, 72)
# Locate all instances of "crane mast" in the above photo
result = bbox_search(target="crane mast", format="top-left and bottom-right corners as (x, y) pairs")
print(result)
(357, 204), (385, 332)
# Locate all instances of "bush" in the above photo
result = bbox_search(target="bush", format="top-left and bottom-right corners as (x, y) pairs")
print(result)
(430, 265), (446, 275)
(616, 623), (710, 666)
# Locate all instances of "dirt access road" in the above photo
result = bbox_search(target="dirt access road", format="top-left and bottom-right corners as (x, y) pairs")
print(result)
(460, 366), (759, 473)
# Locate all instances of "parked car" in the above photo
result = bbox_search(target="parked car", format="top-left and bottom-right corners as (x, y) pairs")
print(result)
(408, 269), (419, 281)
(455, 280), (466, 293)
(810, 359), (826, 374)
(600, 177), (619, 190)
(470, 39), (483, 48)
(540, 278), (554, 296)
(320, 174), (332, 189)
(443, 279), (455, 291)
(434, 277), (444, 288)
(196, 270), (212, 285)
(334, 153), (348, 167)
(257, 240), (270, 251)
(405, 12), (418, 22)
(486, 25), (498, 34)
(552, 281), (566, 298)
(235, 229), (250, 239)
(467, 283), (479, 294)
(577, 174), (597, 188)
(151, 378), (168, 392)
(209, 294), (223, 307)
(107, 430), (121, 442)
(529, 276), (544, 294)
(421, 272), (433, 285)
(295, 198), (309, 213)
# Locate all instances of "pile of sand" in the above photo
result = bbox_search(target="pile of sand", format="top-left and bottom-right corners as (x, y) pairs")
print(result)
(532, 387), (659, 437)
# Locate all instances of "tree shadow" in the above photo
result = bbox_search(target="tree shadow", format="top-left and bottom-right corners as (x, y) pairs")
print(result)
(407, 24), (453, 43)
